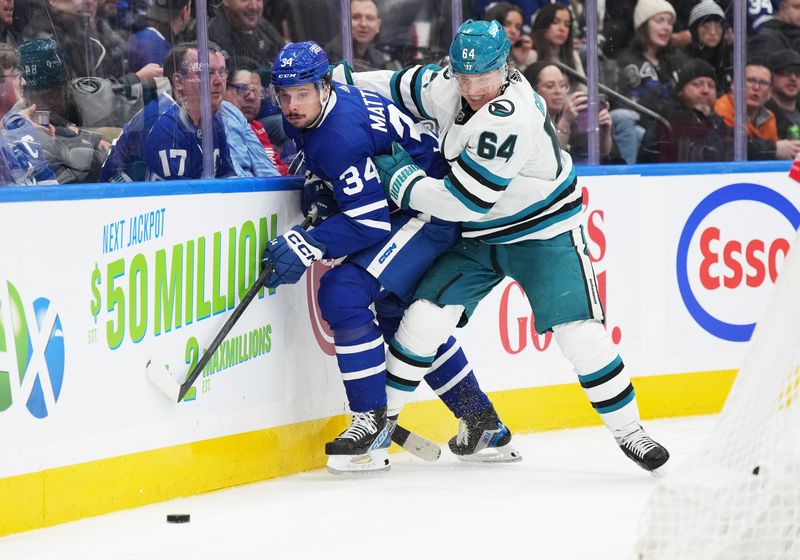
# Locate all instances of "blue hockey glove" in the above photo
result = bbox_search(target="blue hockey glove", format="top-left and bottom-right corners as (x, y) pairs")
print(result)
(260, 226), (326, 288)
(374, 142), (426, 209)
(301, 171), (338, 226)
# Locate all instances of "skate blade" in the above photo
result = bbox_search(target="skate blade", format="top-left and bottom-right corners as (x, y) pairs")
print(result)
(648, 459), (672, 478)
(326, 448), (391, 475)
(455, 444), (523, 464)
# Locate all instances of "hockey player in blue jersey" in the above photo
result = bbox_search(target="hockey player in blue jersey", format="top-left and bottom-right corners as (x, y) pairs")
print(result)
(347, 20), (670, 472)
(260, 41), (519, 474)
(100, 42), (235, 182)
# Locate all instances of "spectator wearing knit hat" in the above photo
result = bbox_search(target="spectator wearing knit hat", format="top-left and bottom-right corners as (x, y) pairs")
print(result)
(13, 38), (110, 182)
(638, 58), (733, 162)
(611, 0), (687, 163)
(749, 0), (800, 61)
(766, 48), (800, 138)
(684, 0), (732, 94)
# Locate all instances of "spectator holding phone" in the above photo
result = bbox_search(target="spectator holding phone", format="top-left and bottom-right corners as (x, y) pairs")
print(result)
(524, 61), (618, 163)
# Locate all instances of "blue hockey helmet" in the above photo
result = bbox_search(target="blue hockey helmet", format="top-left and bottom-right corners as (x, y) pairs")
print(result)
(449, 19), (511, 75)
(271, 41), (330, 88)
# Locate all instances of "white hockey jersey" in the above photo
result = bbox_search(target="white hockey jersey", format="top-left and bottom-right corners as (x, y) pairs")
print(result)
(351, 64), (581, 244)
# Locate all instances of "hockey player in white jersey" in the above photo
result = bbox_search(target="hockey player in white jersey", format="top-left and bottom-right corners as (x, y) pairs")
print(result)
(343, 19), (669, 471)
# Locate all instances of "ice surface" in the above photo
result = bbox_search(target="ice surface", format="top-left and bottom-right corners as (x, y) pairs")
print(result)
(0, 416), (715, 560)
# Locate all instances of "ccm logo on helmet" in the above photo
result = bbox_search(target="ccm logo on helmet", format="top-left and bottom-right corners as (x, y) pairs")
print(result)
(676, 183), (800, 342)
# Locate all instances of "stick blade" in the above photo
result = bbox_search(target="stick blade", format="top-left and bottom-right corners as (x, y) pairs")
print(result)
(392, 424), (441, 462)
(145, 359), (181, 402)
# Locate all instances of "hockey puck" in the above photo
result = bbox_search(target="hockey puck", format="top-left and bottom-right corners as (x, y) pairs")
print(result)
(166, 514), (190, 523)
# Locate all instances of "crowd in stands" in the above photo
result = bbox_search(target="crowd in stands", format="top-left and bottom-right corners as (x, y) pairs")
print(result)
(0, 0), (798, 185)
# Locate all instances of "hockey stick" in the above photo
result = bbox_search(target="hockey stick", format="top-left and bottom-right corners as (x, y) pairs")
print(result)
(392, 424), (441, 461)
(144, 211), (441, 461)
(146, 212), (316, 403)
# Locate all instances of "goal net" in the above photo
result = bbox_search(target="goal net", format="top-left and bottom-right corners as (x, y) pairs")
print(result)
(633, 229), (800, 560)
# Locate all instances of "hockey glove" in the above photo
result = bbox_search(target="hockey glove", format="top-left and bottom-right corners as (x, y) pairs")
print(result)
(374, 142), (426, 209)
(261, 226), (326, 288)
(301, 171), (338, 226)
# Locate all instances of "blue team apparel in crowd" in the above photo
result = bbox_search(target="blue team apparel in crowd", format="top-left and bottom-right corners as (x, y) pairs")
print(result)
(0, 114), (57, 185)
(100, 93), (235, 182)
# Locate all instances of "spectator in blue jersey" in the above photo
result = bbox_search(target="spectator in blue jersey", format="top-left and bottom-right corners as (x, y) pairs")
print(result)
(742, 0), (781, 33)
(0, 42), (57, 185)
(100, 41), (235, 181)
(261, 41), (513, 474)
(127, 0), (192, 73)
(749, 0), (800, 58)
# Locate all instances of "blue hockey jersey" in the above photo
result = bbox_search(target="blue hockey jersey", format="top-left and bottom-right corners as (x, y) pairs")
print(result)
(284, 81), (449, 258)
(100, 93), (235, 182)
(0, 113), (57, 186)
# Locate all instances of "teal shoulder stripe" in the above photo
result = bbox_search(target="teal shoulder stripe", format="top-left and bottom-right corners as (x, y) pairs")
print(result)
(464, 168), (576, 229)
(578, 355), (623, 384)
(479, 204), (582, 243)
(459, 149), (512, 187)
(413, 64), (439, 122)
(443, 176), (491, 214)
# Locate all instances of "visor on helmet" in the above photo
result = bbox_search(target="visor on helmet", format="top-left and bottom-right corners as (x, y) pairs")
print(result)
(450, 65), (507, 97)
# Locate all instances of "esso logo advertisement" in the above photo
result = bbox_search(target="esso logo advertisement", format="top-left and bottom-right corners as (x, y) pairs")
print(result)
(306, 261), (335, 356)
(676, 183), (800, 342)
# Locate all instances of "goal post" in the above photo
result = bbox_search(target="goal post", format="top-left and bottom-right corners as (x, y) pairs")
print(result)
(634, 228), (800, 560)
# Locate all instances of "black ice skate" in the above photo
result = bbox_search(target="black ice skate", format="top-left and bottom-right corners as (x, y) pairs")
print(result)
(325, 406), (393, 475)
(448, 403), (522, 463)
(615, 424), (670, 472)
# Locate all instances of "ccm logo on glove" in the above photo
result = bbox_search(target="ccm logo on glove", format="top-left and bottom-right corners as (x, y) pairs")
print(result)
(285, 230), (324, 265)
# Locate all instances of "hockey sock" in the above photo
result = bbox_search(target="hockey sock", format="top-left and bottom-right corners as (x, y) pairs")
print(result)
(424, 336), (490, 418)
(334, 322), (387, 413)
(317, 263), (387, 413)
(553, 319), (640, 430)
(385, 300), (464, 417)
